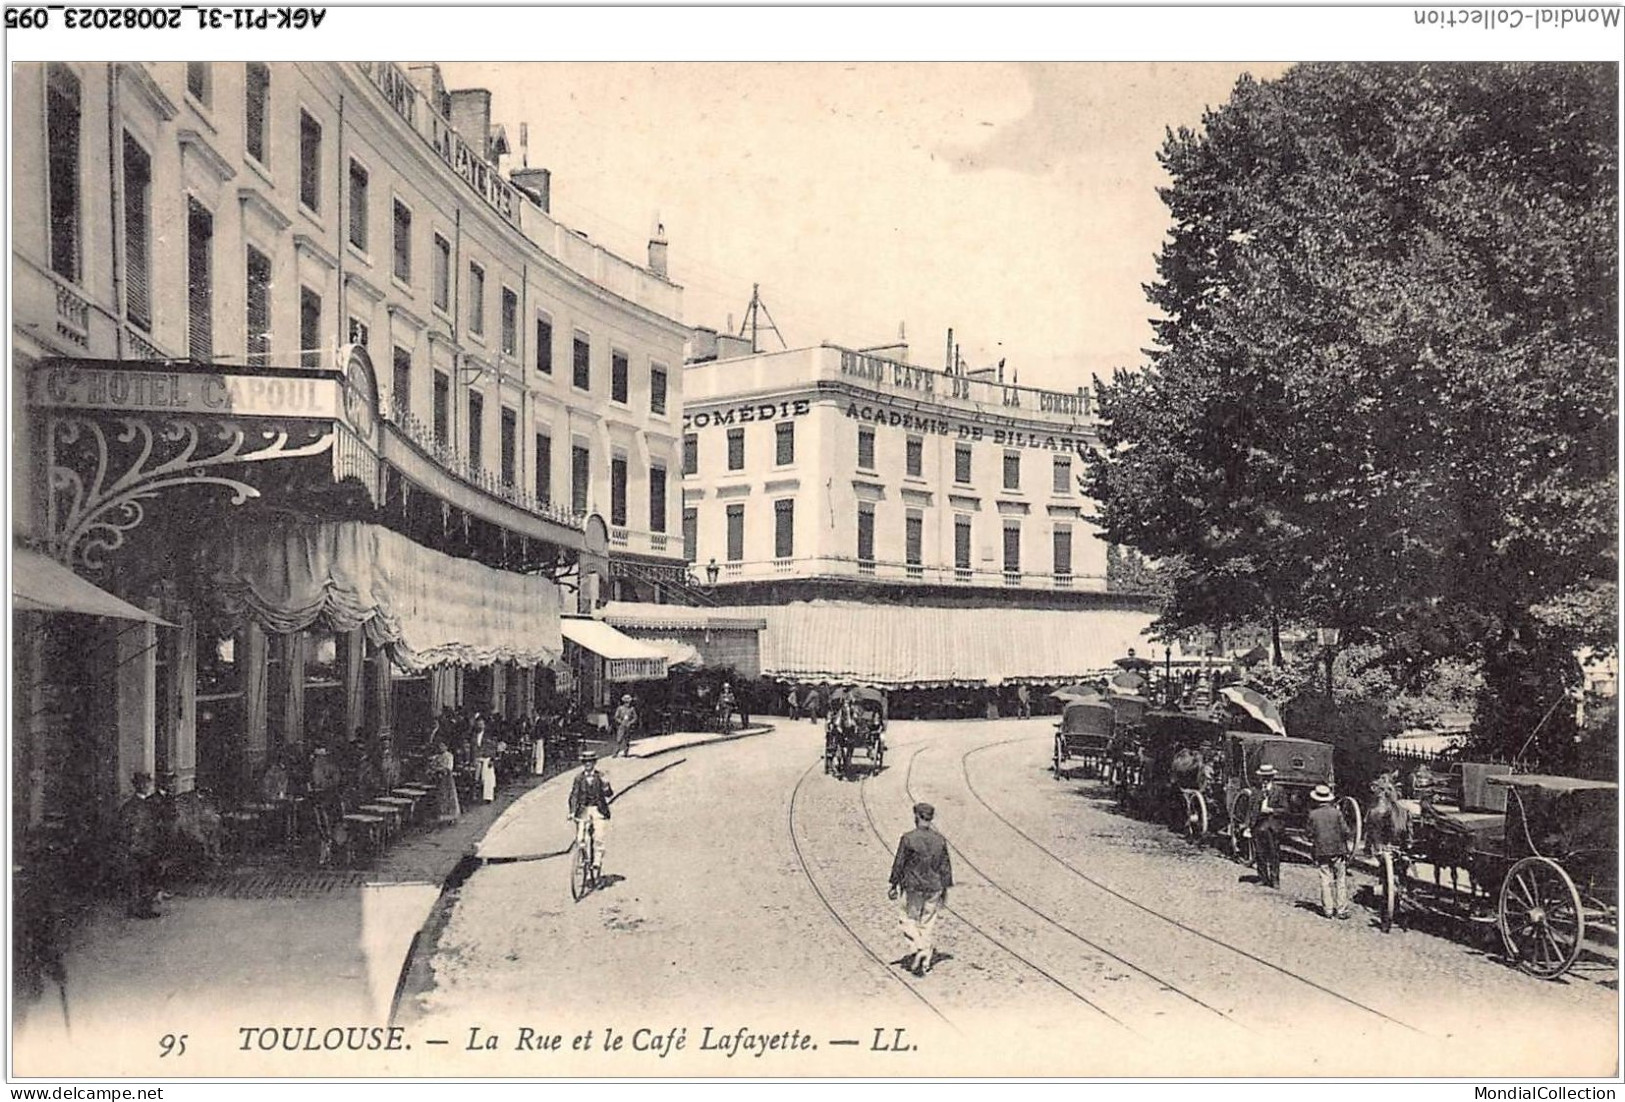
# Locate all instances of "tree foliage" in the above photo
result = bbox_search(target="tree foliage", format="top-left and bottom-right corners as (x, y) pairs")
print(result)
(1087, 63), (1617, 755)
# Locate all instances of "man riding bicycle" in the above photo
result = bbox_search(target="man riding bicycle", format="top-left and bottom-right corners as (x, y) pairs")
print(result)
(568, 751), (614, 887)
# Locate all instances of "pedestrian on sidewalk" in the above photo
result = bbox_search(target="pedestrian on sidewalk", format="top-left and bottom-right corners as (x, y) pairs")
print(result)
(1307, 784), (1353, 919)
(1251, 764), (1283, 889)
(117, 772), (163, 919)
(786, 685), (801, 722)
(429, 741), (461, 826)
(470, 715), (497, 802)
(888, 802), (953, 977)
(612, 694), (639, 758)
(1016, 683), (1032, 719)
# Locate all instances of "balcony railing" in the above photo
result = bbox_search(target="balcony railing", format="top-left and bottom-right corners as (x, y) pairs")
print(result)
(388, 398), (585, 531)
(54, 278), (90, 348)
(698, 554), (1109, 592)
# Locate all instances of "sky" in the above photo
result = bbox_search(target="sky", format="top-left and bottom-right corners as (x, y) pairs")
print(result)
(440, 62), (1291, 393)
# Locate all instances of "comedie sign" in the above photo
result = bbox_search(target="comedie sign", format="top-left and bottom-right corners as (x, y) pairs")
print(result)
(683, 398), (812, 431)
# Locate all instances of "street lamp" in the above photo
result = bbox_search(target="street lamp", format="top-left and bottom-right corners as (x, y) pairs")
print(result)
(1316, 626), (1341, 700)
(704, 557), (720, 588)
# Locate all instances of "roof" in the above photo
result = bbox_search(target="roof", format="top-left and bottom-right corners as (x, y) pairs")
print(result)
(729, 601), (1172, 688)
(1488, 774), (1619, 793)
(600, 601), (767, 633)
(13, 548), (172, 625)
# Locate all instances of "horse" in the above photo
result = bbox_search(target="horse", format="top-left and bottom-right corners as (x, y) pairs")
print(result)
(1365, 770), (1411, 855)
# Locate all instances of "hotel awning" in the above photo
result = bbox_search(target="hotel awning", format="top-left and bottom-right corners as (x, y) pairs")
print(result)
(561, 618), (669, 682)
(13, 548), (172, 625)
(734, 601), (1180, 689)
(639, 637), (704, 670)
(206, 521), (561, 672)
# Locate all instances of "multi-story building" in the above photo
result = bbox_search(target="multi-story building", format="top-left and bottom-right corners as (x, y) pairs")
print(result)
(11, 61), (687, 831)
(680, 337), (1169, 695)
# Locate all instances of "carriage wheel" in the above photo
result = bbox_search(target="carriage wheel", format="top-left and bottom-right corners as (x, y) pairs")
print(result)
(1499, 856), (1585, 979)
(1378, 849), (1398, 933)
(1230, 823), (1253, 865)
(1184, 791), (1209, 840)
(1339, 796), (1364, 856)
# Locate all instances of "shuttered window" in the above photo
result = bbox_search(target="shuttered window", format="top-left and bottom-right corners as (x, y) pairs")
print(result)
(501, 288), (518, 355)
(46, 64), (82, 283)
(534, 433), (552, 504)
(348, 160), (368, 251)
(682, 434), (697, 475)
(857, 428), (875, 470)
(299, 110), (321, 212)
(1003, 523), (1021, 574)
(683, 508), (698, 563)
(186, 62), (211, 105)
(906, 436), (923, 478)
(1053, 526), (1073, 577)
(571, 444), (590, 515)
(649, 465), (668, 533)
(775, 421), (794, 465)
(611, 351), (629, 404)
(392, 200), (411, 283)
(392, 347), (411, 414)
(432, 233), (450, 309)
(906, 512), (923, 566)
(299, 287), (321, 369)
(955, 443), (972, 484)
(610, 455), (628, 526)
(501, 406), (517, 487)
(955, 516), (972, 570)
(1053, 454), (1072, 495)
(467, 262), (485, 335)
(650, 365), (668, 415)
(726, 504), (744, 562)
(244, 63), (270, 165)
(1003, 450), (1021, 490)
(727, 428), (745, 471)
(432, 371), (449, 445)
(572, 333), (590, 390)
(186, 200), (213, 362)
(775, 499), (794, 559)
(857, 505), (875, 563)
(535, 316), (553, 374)
(467, 392), (484, 472)
(245, 246), (271, 367)
(122, 133), (152, 331)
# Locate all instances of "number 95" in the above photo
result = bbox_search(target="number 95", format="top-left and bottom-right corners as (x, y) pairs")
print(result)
(159, 1033), (188, 1057)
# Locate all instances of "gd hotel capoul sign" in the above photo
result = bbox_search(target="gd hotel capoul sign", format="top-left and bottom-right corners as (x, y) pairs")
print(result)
(33, 365), (341, 420)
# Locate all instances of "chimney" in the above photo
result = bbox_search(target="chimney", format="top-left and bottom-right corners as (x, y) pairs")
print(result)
(448, 88), (494, 161)
(510, 167), (551, 213)
(945, 328), (954, 372)
(648, 220), (669, 278)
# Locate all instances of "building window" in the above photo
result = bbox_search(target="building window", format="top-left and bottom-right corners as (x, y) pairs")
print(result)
(905, 511), (923, 568)
(432, 370), (449, 446)
(244, 62), (270, 166)
(775, 421), (794, 466)
(299, 109), (321, 213)
(572, 333), (590, 390)
(534, 432), (551, 504)
(348, 316), (369, 349)
(1003, 449), (1021, 491)
(682, 433), (698, 476)
(955, 443), (972, 484)
(348, 160), (368, 251)
(1003, 522), (1021, 575)
(683, 508), (698, 563)
(535, 316), (553, 375)
(122, 133), (152, 331)
(46, 64), (82, 283)
(571, 444), (590, 515)
(857, 504), (875, 565)
(650, 465), (667, 533)
(299, 286), (322, 369)
(467, 391), (484, 471)
(1053, 525), (1073, 577)
(500, 406), (517, 487)
(392, 199), (411, 283)
(392, 347), (411, 414)
(467, 262), (485, 336)
(1053, 454), (1072, 495)
(501, 287), (518, 356)
(187, 200), (213, 361)
(857, 427), (876, 470)
(775, 499), (794, 559)
(955, 515), (972, 571)
(186, 62), (211, 106)
(650, 365), (668, 415)
(726, 504), (744, 562)
(611, 351), (629, 404)
(906, 436), (924, 478)
(432, 233), (450, 310)
(610, 455), (628, 527)
(245, 245), (271, 367)
(727, 428), (744, 471)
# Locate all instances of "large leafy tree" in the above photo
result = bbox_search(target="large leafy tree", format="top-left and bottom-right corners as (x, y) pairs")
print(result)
(1088, 63), (1617, 755)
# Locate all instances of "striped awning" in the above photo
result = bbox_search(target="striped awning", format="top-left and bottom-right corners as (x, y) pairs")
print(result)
(561, 618), (669, 682)
(732, 601), (1177, 688)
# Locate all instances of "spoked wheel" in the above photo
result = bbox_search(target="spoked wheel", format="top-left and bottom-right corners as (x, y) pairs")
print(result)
(1378, 849), (1399, 933)
(570, 842), (593, 902)
(1339, 796), (1364, 856)
(1183, 790), (1209, 840)
(1230, 824), (1253, 865)
(1499, 856), (1585, 979)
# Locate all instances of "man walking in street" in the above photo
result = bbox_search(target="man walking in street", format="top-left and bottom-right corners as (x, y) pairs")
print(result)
(1016, 683), (1032, 719)
(612, 694), (639, 758)
(888, 802), (953, 976)
(568, 751), (614, 887)
(1307, 784), (1353, 919)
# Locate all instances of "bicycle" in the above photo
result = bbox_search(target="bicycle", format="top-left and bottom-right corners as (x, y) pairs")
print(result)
(569, 815), (599, 901)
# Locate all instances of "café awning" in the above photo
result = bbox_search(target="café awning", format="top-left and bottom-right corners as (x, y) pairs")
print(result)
(206, 521), (561, 671)
(13, 547), (171, 625)
(734, 600), (1179, 688)
(561, 618), (669, 682)
(638, 637), (704, 670)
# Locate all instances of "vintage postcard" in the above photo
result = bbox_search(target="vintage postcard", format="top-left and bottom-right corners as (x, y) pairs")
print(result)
(7, 4), (1621, 1087)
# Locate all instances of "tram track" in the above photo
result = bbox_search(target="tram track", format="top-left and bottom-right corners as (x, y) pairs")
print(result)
(954, 735), (1428, 1037)
(855, 745), (1137, 1036)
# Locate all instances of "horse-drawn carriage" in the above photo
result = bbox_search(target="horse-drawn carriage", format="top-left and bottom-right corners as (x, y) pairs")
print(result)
(1103, 694), (1152, 795)
(1224, 730), (1363, 865)
(825, 687), (887, 778)
(1368, 771), (1617, 979)
(1053, 700), (1115, 779)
